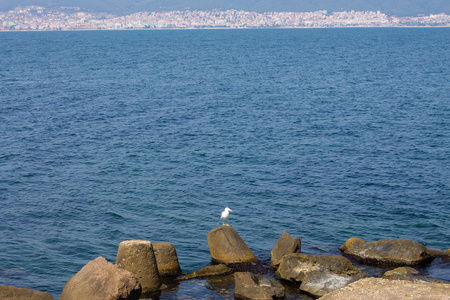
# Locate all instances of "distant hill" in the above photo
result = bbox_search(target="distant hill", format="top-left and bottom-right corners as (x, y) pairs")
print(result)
(1, 0), (449, 16)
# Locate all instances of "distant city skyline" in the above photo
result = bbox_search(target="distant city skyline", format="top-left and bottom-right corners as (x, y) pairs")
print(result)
(0, 0), (449, 17)
(2, 6), (449, 31)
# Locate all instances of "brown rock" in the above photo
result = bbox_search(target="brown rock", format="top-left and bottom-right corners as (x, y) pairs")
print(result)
(153, 242), (182, 277)
(382, 267), (447, 283)
(426, 248), (447, 257)
(276, 253), (368, 297)
(270, 232), (301, 268)
(234, 272), (285, 300)
(179, 264), (233, 280)
(60, 256), (141, 300)
(207, 225), (258, 264)
(0, 286), (54, 300)
(339, 237), (365, 252)
(339, 238), (433, 266)
(318, 278), (450, 300)
(115, 240), (161, 292)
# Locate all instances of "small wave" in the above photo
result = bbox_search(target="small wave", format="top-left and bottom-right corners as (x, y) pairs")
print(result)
(105, 211), (125, 220)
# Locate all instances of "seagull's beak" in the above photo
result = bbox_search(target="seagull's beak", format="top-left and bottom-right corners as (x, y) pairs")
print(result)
(229, 209), (233, 212)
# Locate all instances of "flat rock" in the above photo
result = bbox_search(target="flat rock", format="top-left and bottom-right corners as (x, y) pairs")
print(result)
(178, 264), (232, 280)
(207, 225), (258, 264)
(234, 272), (285, 300)
(0, 286), (54, 300)
(382, 267), (447, 283)
(270, 232), (301, 268)
(152, 242), (182, 277)
(276, 253), (368, 297)
(339, 238), (433, 266)
(60, 256), (141, 300)
(318, 277), (450, 300)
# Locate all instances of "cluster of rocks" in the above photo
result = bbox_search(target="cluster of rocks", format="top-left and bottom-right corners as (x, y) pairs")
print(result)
(272, 233), (449, 299)
(2, 225), (449, 299)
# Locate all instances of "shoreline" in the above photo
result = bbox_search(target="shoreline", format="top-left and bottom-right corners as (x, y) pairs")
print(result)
(1, 25), (450, 32)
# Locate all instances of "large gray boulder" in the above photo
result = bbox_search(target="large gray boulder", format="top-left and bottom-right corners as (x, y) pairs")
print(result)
(207, 225), (258, 264)
(115, 240), (161, 292)
(339, 238), (433, 266)
(60, 256), (141, 300)
(318, 278), (450, 300)
(276, 253), (368, 298)
(270, 232), (301, 268)
(0, 286), (54, 300)
(234, 272), (285, 300)
(179, 264), (233, 280)
(152, 242), (182, 277)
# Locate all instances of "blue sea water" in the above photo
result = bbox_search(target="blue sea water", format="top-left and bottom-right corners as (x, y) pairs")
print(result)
(0, 28), (449, 299)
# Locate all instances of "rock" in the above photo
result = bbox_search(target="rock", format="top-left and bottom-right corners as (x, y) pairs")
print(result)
(60, 256), (141, 300)
(179, 264), (233, 280)
(207, 225), (258, 264)
(447, 248), (450, 255)
(234, 272), (285, 300)
(382, 267), (447, 283)
(0, 286), (55, 300)
(276, 253), (368, 298)
(318, 277), (450, 300)
(270, 232), (301, 268)
(339, 238), (433, 266)
(226, 261), (268, 274)
(153, 242), (182, 277)
(115, 240), (161, 292)
(426, 248), (447, 257)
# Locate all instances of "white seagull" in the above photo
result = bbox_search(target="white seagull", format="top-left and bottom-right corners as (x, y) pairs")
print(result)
(221, 207), (233, 225)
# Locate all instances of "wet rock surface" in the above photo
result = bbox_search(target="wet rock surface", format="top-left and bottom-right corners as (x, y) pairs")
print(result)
(276, 253), (369, 297)
(0, 286), (55, 300)
(179, 264), (233, 280)
(59, 256), (141, 300)
(234, 272), (285, 300)
(339, 238), (433, 266)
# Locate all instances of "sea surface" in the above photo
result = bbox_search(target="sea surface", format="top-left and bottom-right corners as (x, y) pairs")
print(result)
(0, 28), (449, 299)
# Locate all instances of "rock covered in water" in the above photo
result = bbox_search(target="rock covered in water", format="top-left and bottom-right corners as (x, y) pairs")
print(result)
(179, 264), (233, 280)
(270, 232), (301, 268)
(234, 272), (285, 300)
(0, 286), (55, 300)
(60, 256), (141, 300)
(115, 240), (161, 292)
(276, 253), (368, 297)
(207, 225), (258, 264)
(382, 267), (447, 283)
(318, 277), (450, 300)
(339, 238), (433, 266)
(153, 242), (182, 277)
